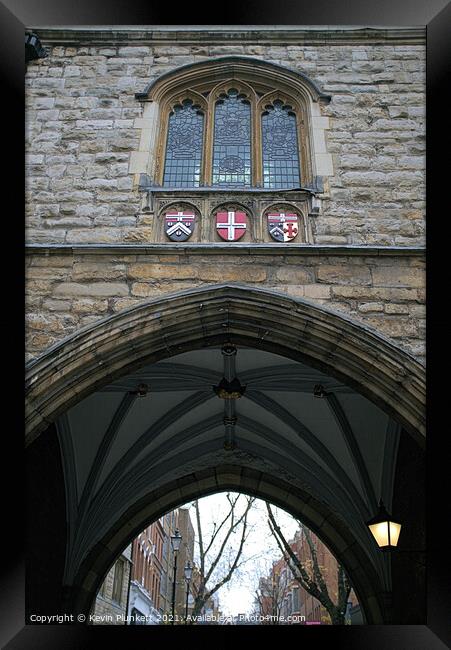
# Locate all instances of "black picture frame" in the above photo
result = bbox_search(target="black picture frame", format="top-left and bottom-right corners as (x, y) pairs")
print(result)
(2, 0), (450, 647)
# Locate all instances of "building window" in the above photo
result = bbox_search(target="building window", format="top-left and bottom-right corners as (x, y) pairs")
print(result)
(147, 57), (325, 190)
(262, 100), (301, 189)
(212, 89), (252, 188)
(134, 58), (334, 195)
(160, 84), (302, 190)
(162, 99), (204, 188)
(112, 559), (125, 604)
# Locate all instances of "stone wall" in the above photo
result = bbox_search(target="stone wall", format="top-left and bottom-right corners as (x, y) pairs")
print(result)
(25, 28), (426, 368)
(25, 249), (425, 362)
(25, 30), (425, 247)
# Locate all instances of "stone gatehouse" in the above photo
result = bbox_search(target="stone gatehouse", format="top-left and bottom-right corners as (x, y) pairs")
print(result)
(25, 26), (426, 626)
(26, 26), (425, 364)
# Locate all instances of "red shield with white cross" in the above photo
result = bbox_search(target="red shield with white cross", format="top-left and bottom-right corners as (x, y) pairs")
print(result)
(164, 210), (196, 242)
(215, 210), (248, 241)
(267, 212), (299, 242)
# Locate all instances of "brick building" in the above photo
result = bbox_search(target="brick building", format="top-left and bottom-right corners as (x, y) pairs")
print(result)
(258, 527), (360, 625)
(174, 507), (196, 620)
(128, 518), (165, 624)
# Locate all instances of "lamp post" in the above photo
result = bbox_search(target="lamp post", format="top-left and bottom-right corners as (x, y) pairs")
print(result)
(184, 561), (193, 623)
(170, 528), (182, 624)
(366, 500), (402, 550)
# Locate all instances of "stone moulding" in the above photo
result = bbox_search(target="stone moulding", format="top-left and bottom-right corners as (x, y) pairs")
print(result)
(25, 283), (425, 446)
(29, 27), (426, 47)
(135, 56), (331, 104)
(25, 243), (426, 256)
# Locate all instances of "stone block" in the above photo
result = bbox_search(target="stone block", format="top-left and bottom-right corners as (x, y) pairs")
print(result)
(316, 264), (372, 285)
(363, 316), (418, 338)
(128, 264), (198, 281)
(72, 263), (126, 281)
(275, 267), (314, 284)
(384, 304), (410, 314)
(197, 265), (267, 283)
(42, 299), (72, 311)
(358, 302), (384, 313)
(302, 284), (332, 299)
(111, 297), (142, 312)
(53, 282), (129, 297)
(371, 266), (424, 288)
(130, 282), (156, 297)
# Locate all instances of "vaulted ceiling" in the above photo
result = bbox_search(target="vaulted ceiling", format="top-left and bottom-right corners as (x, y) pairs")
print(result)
(57, 344), (400, 594)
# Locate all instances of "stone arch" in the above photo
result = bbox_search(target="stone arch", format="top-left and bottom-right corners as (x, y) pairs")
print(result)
(26, 283), (425, 446)
(70, 466), (385, 624)
(136, 56), (332, 105)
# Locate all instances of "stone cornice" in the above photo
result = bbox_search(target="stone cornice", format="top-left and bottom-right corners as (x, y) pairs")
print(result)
(25, 243), (426, 257)
(28, 26), (426, 47)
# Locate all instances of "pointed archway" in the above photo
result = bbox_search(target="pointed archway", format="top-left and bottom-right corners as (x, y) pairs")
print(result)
(26, 283), (425, 446)
(25, 284), (425, 625)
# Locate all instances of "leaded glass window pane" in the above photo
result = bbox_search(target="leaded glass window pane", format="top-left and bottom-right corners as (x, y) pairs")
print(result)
(212, 89), (251, 187)
(262, 100), (301, 189)
(163, 99), (204, 187)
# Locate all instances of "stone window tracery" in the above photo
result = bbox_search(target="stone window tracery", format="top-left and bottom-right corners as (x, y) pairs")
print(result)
(159, 83), (304, 189)
(139, 58), (326, 190)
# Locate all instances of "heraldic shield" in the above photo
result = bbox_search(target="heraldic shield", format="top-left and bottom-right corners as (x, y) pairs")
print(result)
(215, 210), (248, 241)
(164, 210), (196, 242)
(267, 212), (299, 242)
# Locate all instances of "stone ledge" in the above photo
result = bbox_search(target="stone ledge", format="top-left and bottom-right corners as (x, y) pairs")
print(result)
(29, 27), (426, 46)
(25, 243), (426, 257)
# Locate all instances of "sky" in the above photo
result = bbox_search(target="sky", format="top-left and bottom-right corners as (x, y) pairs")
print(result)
(184, 493), (300, 617)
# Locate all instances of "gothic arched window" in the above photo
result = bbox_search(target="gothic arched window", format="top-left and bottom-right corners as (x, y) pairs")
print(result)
(160, 85), (303, 189)
(140, 58), (332, 190)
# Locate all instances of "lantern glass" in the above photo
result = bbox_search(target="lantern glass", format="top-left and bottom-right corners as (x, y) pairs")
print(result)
(184, 563), (193, 581)
(369, 520), (401, 548)
(171, 529), (182, 552)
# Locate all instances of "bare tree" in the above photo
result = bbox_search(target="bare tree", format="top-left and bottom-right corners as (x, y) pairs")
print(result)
(266, 503), (351, 625)
(189, 493), (255, 621)
(254, 567), (289, 624)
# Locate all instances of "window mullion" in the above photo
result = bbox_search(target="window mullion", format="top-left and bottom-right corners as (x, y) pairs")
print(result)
(253, 99), (263, 188)
(203, 96), (215, 186)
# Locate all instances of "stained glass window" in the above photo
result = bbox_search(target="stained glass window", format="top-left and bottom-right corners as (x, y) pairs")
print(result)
(212, 89), (251, 187)
(163, 99), (204, 187)
(262, 100), (301, 189)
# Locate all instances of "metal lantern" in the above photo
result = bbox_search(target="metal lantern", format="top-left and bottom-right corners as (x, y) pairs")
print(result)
(184, 561), (193, 582)
(366, 500), (401, 549)
(170, 528), (182, 552)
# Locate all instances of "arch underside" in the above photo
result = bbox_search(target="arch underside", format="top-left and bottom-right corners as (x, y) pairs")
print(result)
(25, 284), (425, 625)
(26, 283), (425, 446)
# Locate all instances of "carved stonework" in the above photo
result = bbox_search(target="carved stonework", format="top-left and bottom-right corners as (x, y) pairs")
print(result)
(146, 190), (313, 244)
(156, 201), (201, 242)
(145, 59), (324, 190)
